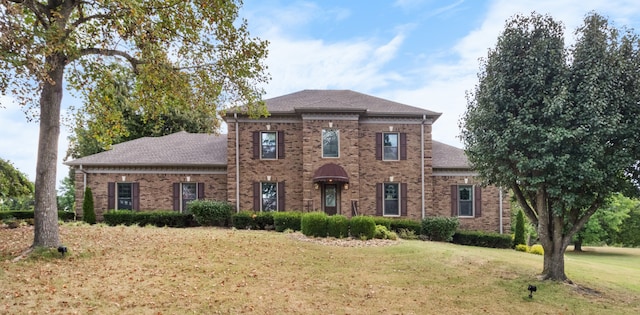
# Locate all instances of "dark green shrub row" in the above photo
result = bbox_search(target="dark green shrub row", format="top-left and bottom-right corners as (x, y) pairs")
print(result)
(452, 231), (512, 248)
(188, 200), (232, 227)
(103, 210), (196, 227)
(421, 216), (459, 242)
(232, 211), (275, 229)
(273, 211), (302, 232)
(0, 210), (75, 221)
(350, 216), (376, 240)
(327, 215), (349, 238)
(301, 212), (328, 237)
(389, 219), (421, 235)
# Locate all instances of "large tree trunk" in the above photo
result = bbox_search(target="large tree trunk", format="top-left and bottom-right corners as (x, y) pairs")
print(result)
(33, 55), (64, 248)
(574, 235), (583, 252)
(535, 188), (570, 281)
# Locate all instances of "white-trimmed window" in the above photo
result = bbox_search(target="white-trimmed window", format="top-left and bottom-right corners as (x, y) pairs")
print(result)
(383, 133), (399, 160)
(261, 131), (277, 159)
(383, 183), (400, 216)
(117, 183), (133, 210)
(458, 185), (474, 217)
(322, 129), (339, 158)
(181, 183), (198, 213)
(261, 182), (277, 212)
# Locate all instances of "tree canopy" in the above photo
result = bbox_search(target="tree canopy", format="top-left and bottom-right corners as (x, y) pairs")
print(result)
(461, 12), (640, 281)
(0, 158), (34, 199)
(0, 0), (270, 248)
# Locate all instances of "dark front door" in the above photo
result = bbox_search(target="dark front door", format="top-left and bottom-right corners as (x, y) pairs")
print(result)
(323, 184), (338, 215)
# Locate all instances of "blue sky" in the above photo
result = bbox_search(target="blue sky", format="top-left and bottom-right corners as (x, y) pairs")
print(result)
(2, 0), (640, 188)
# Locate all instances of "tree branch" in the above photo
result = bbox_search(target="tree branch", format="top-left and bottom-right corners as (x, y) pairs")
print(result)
(75, 47), (142, 72)
(511, 182), (539, 225)
(14, 0), (50, 28)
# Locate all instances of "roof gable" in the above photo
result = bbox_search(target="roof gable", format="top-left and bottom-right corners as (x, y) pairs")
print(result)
(432, 141), (470, 169)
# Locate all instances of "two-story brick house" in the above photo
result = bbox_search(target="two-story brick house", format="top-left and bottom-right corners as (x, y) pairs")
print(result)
(66, 90), (510, 233)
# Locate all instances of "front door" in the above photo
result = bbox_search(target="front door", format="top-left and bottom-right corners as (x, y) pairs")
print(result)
(323, 184), (339, 215)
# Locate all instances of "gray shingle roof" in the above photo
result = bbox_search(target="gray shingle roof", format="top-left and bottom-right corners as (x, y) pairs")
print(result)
(260, 90), (441, 119)
(432, 141), (470, 169)
(64, 131), (227, 167)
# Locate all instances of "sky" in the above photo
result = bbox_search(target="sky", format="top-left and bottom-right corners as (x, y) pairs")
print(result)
(2, 0), (640, 189)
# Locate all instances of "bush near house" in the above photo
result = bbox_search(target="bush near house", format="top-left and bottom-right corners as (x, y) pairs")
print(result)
(188, 200), (232, 227)
(301, 212), (328, 237)
(0, 210), (74, 221)
(327, 215), (349, 238)
(389, 219), (422, 235)
(452, 231), (512, 248)
(103, 210), (195, 227)
(513, 210), (526, 248)
(231, 211), (254, 229)
(374, 225), (398, 240)
(421, 216), (459, 242)
(373, 217), (392, 229)
(273, 211), (302, 232)
(82, 187), (96, 225)
(350, 216), (376, 240)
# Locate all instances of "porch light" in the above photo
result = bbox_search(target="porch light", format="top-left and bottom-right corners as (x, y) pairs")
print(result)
(344, 183), (349, 190)
(314, 183), (319, 190)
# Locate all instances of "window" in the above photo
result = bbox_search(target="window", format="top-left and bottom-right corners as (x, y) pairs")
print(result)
(261, 131), (277, 159)
(322, 129), (339, 158)
(383, 133), (399, 160)
(261, 182), (277, 212)
(181, 183), (197, 213)
(383, 183), (400, 216)
(117, 183), (133, 210)
(458, 185), (474, 217)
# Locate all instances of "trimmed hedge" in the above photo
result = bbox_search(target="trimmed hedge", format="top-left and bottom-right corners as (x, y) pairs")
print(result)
(389, 219), (421, 235)
(350, 216), (376, 240)
(301, 212), (328, 237)
(327, 215), (349, 238)
(188, 200), (233, 227)
(0, 210), (75, 221)
(421, 216), (459, 242)
(255, 211), (274, 229)
(273, 211), (302, 232)
(452, 231), (512, 248)
(103, 210), (196, 227)
(232, 211), (275, 230)
(372, 217), (392, 229)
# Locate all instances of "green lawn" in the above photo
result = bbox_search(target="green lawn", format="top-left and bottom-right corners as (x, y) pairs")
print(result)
(1, 224), (638, 314)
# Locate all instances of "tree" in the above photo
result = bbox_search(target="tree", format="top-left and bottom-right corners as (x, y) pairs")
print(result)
(617, 204), (640, 247)
(573, 194), (635, 250)
(513, 210), (526, 247)
(0, 158), (34, 200)
(82, 187), (95, 224)
(57, 172), (75, 212)
(461, 13), (640, 281)
(1, 0), (269, 248)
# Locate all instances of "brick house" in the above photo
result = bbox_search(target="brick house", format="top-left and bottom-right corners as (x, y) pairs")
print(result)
(65, 90), (510, 233)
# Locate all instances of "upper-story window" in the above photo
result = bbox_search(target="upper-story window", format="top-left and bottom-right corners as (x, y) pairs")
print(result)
(322, 129), (339, 158)
(383, 133), (399, 160)
(261, 131), (277, 159)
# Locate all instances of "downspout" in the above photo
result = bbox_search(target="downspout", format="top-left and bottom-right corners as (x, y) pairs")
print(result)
(80, 164), (86, 221)
(421, 115), (425, 220)
(234, 113), (240, 213)
(499, 186), (503, 234)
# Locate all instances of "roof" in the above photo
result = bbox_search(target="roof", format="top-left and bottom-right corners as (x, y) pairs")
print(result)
(240, 90), (441, 119)
(432, 141), (470, 169)
(64, 131), (227, 167)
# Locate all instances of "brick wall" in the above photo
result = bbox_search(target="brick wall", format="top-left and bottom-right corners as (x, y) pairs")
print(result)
(74, 171), (227, 220)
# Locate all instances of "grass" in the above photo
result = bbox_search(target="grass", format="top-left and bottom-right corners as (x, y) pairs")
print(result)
(1, 225), (639, 314)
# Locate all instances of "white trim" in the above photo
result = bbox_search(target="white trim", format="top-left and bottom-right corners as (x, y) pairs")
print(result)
(301, 113), (360, 121)
(259, 131), (278, 160)
(234, 117), (301, 124)
(321, 129), (340, 158)
(80, 168), (226, 175)
(421, 115), (425, 219)
(382, 182), (401, 217)
(382, 132), (400, 161)
(360, 118), (434, 125)
(235, 113), (240, 212)
(457, 185), (475, 218)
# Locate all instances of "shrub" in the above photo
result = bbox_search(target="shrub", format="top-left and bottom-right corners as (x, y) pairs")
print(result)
(273, 211), (302, 232)
(421, 216), (459, 242)
(528, 244), (544, 255)
(513, 210), (526, 248)
(232, 211), (255, 229)
(103, 210), (195, 227)
(372, 217), (391, 229)
(350, 216), (375, 240)
(255, 211), (274, 230)
(327, 215), (349, 238)
(82, 187), (96, 224)
(515, 244), (528, 252)
(301, 212), (328, 237)
(397, 228), (419, 240)
(374, 225), (398, 240)
(452, 231), (512, 248)
(188, 200), (232, 227)
(389, 219), (421, 235)
(0, 210), (75, 221)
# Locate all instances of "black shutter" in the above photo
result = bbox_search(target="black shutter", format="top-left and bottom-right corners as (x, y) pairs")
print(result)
(253, 131), (260, 159)
(474, 186), (482, 217)
(107, 182), (115, 210)
(197, 182), (205, 199)
(253, 182), (260, 211)
(375, 133), (382, 160)
(400, 133), (407, 160)
(401, 183), (408, 216)
(278, 181), (285, 211)
(132, 183), (140, 211)
(376, 183), (383, 216)
(173, 183), (180, 211)
(451, 185), (458, 217)
(277, 131), (285, 159)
